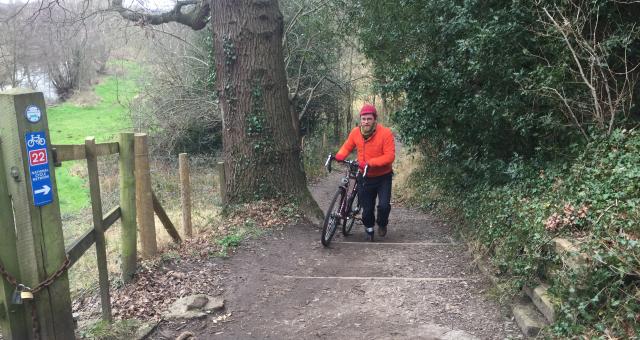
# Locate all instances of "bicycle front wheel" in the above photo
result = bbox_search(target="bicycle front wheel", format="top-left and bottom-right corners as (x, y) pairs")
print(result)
(343, 193), (359, 236)
(321, 189), (344, 247)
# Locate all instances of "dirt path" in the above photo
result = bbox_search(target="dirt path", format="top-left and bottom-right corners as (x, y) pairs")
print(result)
(149, 171), (521, 339)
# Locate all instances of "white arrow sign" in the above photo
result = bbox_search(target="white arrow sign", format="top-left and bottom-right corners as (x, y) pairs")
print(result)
(34, 185), (51, 195)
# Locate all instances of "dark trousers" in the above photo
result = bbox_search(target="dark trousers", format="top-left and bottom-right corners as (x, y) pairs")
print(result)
(358, 172), (392, 230)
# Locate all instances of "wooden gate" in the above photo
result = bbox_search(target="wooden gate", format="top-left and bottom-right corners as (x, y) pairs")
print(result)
(0, 90), (181, 339)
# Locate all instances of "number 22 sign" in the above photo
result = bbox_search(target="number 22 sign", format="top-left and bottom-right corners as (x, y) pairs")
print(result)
(29, 149), (48, 166)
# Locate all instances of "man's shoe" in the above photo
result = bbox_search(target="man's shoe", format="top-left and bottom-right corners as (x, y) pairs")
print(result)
(365, 227), (374, 242)
(378, 225), (387, 237)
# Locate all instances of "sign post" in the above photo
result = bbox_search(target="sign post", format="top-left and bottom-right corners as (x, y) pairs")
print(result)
(0, 137), (28, 340)
(0, 89), (75, 339)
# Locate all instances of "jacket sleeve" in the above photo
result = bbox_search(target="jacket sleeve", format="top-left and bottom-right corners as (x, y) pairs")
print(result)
(335, 129), (357, 161)
(367, 131), (395, 167)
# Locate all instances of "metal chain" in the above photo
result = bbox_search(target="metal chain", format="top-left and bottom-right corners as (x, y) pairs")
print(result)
(31, 256), (70, 294)
(0, 256), (70, 294)
(0, 259), (19, 287)
(29, 301), (39, 340)
(0, 256), (70, 340)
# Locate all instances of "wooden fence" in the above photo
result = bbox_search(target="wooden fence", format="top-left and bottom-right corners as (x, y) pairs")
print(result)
(0, 90), (183, 339)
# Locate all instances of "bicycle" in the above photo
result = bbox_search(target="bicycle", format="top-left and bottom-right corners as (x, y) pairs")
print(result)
(27, 134), (46, 148)
(321, 154), (368, 247)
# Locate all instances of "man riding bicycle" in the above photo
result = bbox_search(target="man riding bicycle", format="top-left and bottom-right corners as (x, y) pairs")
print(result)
(334, 103), (395, 241)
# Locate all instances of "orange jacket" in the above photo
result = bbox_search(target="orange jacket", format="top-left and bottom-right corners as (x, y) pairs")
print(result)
(336, 124), (395, 177)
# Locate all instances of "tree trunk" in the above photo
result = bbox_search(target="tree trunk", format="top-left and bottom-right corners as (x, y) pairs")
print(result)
(345, 47), (354, 133)
(333, 108), (341, 144)
(212, 0), (322, 223)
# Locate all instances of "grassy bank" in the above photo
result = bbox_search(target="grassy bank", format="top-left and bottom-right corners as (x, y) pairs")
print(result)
(49, 59), (140, 214)
(46, 60), (142, 298)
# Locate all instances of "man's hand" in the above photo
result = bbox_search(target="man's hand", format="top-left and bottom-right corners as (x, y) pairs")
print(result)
(334, 154), (345, 161)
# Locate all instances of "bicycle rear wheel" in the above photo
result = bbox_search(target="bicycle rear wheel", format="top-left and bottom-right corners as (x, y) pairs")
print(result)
(343, 193), (359, 236)
(321, 189), (344, 247)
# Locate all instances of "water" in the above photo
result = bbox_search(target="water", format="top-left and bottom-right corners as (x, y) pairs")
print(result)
(2, 69), (59, 103)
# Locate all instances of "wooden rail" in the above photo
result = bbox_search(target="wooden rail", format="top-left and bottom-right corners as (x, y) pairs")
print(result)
(152, 191), (182, 244)
(52, 142), (119, 164)
(65, 207), (121, 267)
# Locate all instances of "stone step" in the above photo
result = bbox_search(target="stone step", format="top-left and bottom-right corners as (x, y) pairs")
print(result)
(512, 295), (548, 338)
(541, 262), (558, 281)
(524, 283), (555, 323)
(552, 238), (588, 270)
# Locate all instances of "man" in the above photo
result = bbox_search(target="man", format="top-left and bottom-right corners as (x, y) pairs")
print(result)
(335, 103), (395, 241)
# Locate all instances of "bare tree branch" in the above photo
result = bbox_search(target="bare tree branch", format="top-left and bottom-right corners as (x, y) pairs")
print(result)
(537, 2), (640, 136)
(544, 7), (603, 126)
(111, 0), (210, 30)
(546, 86), (589, 139)
(298, 75), (325, 120)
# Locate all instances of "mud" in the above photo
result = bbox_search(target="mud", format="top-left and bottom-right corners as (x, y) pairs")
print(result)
(148, 170), (521, 340)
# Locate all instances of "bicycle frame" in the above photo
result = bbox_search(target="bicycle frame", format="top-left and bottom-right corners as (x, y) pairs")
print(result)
(321, 154), (367, 246)
(337, 164), (359, 222)
(325, 155), (364, 221)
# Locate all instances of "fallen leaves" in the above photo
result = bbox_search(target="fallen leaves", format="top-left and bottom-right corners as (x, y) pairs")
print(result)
(72, 260), (224, 322)
(224, 200), (302, 230)
(72, 199), (300, 324)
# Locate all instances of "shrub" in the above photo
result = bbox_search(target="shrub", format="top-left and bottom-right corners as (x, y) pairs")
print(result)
(405, 129), (640, 337)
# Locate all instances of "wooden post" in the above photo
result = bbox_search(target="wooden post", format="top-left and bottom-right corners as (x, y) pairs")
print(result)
(179, 153), (192, 237)
(0, 89), (75, 339)
(0, 139), (28, 340)
(119, 132), (137, 282)
(217, 161), (226, 205)
(134, 133), (157, 259)
(322, 132), (326, 151)
(85, 137), (112, 322)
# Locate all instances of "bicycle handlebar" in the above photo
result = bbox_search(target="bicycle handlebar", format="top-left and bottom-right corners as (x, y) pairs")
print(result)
(325, 154), (368, 177)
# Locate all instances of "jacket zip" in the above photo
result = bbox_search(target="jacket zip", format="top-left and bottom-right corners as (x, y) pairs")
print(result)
(362, 129), (375, 171)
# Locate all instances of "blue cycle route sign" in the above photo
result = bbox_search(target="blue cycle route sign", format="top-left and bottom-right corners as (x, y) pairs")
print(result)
(25, 131), (54, 207)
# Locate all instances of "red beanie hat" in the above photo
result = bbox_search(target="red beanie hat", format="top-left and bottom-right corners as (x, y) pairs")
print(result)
(359, 103), (377, 119)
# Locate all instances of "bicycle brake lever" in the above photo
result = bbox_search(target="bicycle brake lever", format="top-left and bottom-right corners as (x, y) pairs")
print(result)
(324, 154), (332, 172)
(363, 165), (369, 178)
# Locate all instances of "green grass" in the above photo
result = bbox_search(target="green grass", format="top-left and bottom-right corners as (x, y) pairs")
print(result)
(78, 318), (141, 339)
(48, 60), (141, 214)
(55, 164), (90, 214)
(49, 61), (139, 143)
(214, 219), (264, 257)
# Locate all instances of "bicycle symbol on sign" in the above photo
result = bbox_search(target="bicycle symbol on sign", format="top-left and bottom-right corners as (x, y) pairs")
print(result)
(27, 134), (46, 148)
